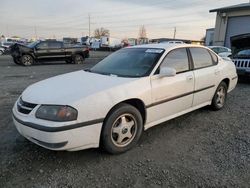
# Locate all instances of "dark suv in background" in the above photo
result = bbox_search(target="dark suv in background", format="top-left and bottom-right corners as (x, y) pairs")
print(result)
(10, 40), (89, 66)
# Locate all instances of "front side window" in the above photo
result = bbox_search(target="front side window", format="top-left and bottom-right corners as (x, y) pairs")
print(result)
(190, 48), (214, 69)
(36, 42), (48, 49)
(160, 48), (189, 73)
(90, 48), (164, 77)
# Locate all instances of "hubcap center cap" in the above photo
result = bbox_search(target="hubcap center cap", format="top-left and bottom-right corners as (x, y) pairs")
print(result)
(122, 127), (128, 134)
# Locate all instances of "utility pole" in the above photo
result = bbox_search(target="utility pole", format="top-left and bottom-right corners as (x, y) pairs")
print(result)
(34, 26), (37, 40)
(6, 24), (9, 37)
(173, 27), (176, 39)
(88, 13), (91, 37)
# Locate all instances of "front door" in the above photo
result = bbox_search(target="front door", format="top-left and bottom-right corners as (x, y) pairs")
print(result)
(148, 48), (194, 124)
(35, 41), (49, 59)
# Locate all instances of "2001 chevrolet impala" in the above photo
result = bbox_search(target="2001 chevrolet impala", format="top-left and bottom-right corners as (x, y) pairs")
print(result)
(13, 44), (238, 154)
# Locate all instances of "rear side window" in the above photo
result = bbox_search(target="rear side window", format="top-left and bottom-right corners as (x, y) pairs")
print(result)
(49, 42), (62, 49)
(160, 48), (189, 73)
(190, 48), (215, 69)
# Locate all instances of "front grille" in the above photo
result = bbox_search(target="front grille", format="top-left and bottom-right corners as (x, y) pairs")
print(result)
(232, 59), (250, 68)
(17, 97), (37, 114)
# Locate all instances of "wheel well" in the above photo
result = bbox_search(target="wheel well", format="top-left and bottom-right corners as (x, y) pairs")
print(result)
(21, 53), (35, 59)
(74, 53), (84, 58)
(122, 99), (146, 124)
(221, 78), (230, 90)
(105, 99), (147, 125)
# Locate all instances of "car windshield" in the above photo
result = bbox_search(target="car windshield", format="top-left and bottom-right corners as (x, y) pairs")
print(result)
(234, 49), (250, 58)
(90, 48), (164, 77)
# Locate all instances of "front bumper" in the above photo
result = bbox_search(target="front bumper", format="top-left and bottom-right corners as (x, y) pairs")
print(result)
(12, 104), (103, 151)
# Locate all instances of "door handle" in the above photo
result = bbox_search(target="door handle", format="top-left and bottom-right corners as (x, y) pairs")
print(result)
(186, 75), (193, 81)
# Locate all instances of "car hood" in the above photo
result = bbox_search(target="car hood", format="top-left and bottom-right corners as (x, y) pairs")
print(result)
(21, 70), (136, 105)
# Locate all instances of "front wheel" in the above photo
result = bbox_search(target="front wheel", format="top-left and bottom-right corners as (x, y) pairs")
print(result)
(13, 58), (21, 65)
(0, 50), (3, 56)
(21, 54), (34, 66)
(73, 54), (84, 64)
(211, 82), (228, 110)
(101, 103), (143, 154)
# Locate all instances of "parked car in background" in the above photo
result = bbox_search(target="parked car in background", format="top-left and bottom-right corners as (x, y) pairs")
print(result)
(100, 36), (122, 50)
(10, 40), (89, 66)
(0, 46), (5, 55)
(208, 46), (232, 58)
(12, 43), (237, 154)
(232, 49), (250, 77)
(1, 42), (14, 51)
(161, 41), (184, 44)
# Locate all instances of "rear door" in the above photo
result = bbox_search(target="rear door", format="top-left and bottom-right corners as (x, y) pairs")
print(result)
(47, 41), (65, 60)
(189, 47), (220, 106)
(148, 48), (195, 123)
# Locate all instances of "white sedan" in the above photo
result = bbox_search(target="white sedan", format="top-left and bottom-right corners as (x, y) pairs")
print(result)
(12, 44), (238, 154)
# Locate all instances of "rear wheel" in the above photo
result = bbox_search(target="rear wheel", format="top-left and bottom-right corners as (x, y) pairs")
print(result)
(101, 103), (143, 154)
(73, 54), (84, 64)
(211, 82), (228, 110)
(0, 50), (3, 56)
(21, 54), (34, 66)
(65, 59), (72, 64)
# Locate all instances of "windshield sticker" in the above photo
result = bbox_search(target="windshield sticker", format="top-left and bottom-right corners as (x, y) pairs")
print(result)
(145, 49), (163, 53)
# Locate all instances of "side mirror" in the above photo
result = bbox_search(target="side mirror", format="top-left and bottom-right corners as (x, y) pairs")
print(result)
(159, 67), (176, 77)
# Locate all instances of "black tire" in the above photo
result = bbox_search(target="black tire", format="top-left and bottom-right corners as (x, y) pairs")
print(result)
(65, 59), (72, 64)
(0, 50), (3, 56)
(211, 82), (228, 111)
(73, 54), (84, 64)
(13, 58), (21, 65)
(101, 103), (143, 154)
(21, 54), (34, 66)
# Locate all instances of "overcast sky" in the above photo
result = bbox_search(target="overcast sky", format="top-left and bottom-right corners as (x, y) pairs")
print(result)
(0, 0), (248, 40)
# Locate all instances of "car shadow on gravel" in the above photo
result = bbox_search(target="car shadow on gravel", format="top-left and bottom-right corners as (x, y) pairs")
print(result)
(238, 76), (250, 84)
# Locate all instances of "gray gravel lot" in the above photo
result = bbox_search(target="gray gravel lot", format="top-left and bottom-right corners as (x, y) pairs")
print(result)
(0, 52), (249, 188)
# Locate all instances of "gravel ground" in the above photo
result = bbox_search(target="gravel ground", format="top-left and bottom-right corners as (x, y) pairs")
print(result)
(0, 53), (249, 188)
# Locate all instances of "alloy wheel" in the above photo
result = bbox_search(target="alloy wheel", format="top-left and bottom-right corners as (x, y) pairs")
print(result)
(111, 114), (137, 147)
(216, 86), (226, 108)
(75, 55), (84, 64)
(22, 55), (33, 66)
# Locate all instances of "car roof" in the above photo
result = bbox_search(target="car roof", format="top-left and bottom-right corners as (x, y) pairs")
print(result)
(129, 43), (205, 51)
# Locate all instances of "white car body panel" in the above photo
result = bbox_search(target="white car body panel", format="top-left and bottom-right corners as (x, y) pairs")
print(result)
(13, 43), (238, 151)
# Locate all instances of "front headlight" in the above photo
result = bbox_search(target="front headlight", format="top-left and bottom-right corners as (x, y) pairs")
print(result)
(35, 105), (78, 122)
